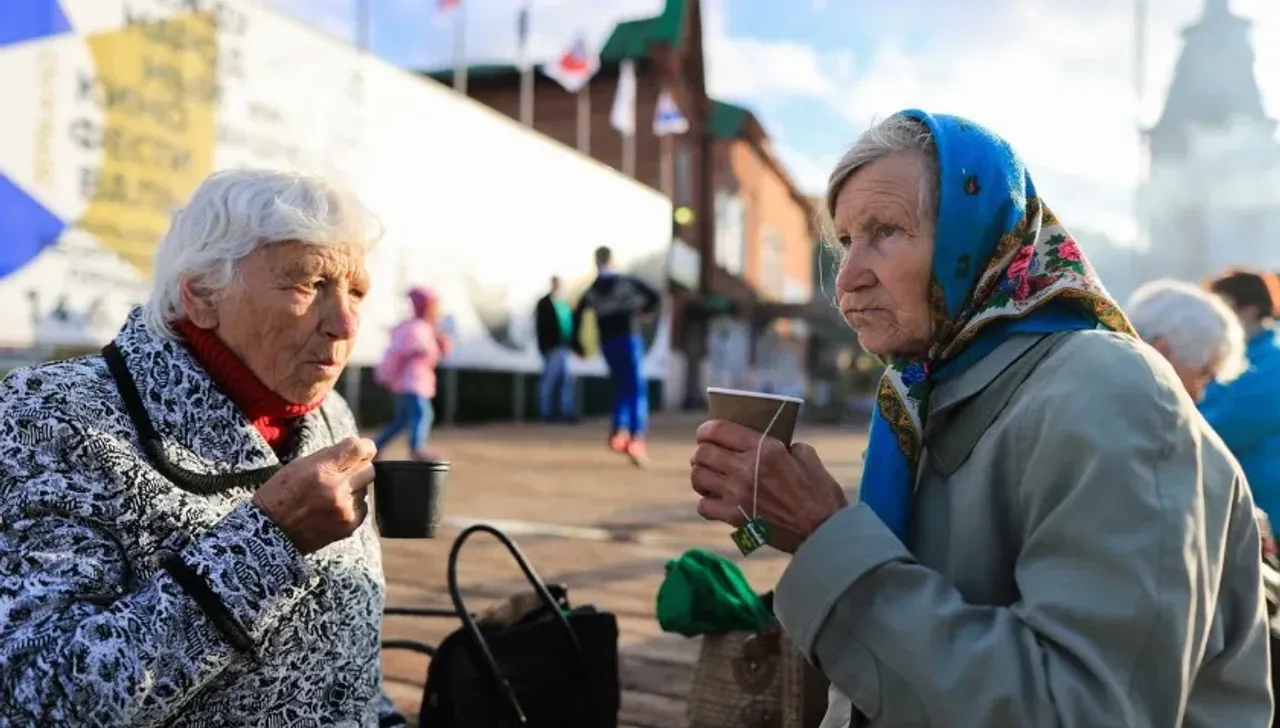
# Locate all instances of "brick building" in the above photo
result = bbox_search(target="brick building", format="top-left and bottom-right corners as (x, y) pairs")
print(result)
(423, 0), (818, 404)
(704, 100), (815, 396)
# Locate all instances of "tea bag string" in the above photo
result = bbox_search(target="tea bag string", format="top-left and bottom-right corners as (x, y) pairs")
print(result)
(738, 400), (788, 523)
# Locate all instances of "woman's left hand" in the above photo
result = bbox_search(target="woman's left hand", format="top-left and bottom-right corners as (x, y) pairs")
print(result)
(690, 420), (848, 554)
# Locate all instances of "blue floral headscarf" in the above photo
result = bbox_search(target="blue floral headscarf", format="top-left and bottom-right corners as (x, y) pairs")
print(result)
(855, 110), (1136, 542)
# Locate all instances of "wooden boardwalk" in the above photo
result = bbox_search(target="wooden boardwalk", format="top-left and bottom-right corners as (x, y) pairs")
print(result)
(374, 415), (867, 726)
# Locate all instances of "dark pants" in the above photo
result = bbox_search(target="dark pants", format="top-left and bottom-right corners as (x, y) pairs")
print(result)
(376, 393), (434, 454)
(601, 333), (648, 438)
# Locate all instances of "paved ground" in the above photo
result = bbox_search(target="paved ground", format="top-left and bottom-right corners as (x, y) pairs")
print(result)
(373, 414), (868, 727)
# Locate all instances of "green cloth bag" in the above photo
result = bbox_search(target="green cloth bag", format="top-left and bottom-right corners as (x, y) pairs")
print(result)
(654, 548), (774, 637)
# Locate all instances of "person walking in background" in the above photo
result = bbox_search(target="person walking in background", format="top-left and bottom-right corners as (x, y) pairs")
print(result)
(374, 286), (451, 459)
(535, 276), (576, 423)
(1200, 268), (1280, 526)
(573, 246), (660, 466)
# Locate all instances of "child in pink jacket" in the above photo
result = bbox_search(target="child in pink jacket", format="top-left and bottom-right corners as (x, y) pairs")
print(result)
(374, 287), (451, 458)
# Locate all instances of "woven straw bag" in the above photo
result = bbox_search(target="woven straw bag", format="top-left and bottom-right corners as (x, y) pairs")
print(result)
(685, 622), (827, 728)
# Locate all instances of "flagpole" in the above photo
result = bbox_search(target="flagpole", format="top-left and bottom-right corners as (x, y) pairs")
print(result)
(520, 69), (535, 126)
(1133, 0), (1147, 282)
(577, 82), (591, 154)
(621, 60), (636, 176)
(518, 2), (533, 126)
(659, 134), (673, 197)
(623, 126), (636, 177)
(356, 0), (370, 53)
(452, 1), (468, 94)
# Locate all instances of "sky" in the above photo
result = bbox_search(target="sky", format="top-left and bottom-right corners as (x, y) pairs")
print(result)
(259, 0), (1280, 245)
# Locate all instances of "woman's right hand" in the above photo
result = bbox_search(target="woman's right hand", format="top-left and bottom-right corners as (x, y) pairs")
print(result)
(251, 437), (377, 554)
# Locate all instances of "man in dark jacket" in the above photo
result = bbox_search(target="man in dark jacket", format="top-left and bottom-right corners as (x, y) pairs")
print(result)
(535, 276), (576, 422)
(572, 246), (660, 465)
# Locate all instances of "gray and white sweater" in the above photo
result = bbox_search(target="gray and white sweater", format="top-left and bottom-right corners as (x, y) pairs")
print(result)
(0, 309), (404, 726)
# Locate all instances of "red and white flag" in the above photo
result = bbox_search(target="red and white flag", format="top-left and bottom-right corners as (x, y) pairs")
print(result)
(543, 34), (598, 93)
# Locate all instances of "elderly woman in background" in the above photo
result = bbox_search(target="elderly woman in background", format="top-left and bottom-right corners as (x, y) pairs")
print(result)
(1125, 278), (1246, 400)
(1200, 269), (1280, 528)
(0, 169), (407, 726)
(690, 111), (1271, 727)
(1125, 280), (1278, 563)
(374, 286), (451, 459)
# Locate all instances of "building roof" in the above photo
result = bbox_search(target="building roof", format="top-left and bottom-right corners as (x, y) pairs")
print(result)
(421, 63), (521, 84)
(707, 99), (815, 216)
(708, 100), (751, 140)
(600, 0), (686, 61)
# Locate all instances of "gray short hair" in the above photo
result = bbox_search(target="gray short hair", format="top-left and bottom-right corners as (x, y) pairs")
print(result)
(143, 168), (382, 339)
(1126, 279), (1247, 382)
(822, 114), (939, 238)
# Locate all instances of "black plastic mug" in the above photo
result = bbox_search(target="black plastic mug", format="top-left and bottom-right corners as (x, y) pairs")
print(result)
(372, 460), (449, 538)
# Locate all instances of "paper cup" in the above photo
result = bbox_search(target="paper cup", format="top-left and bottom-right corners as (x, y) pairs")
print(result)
(706, 387), (804, 445)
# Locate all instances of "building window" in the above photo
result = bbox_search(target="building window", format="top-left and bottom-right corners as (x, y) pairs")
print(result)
(675, 146), (693, 207)
(761, 226), (784, 299)
(714, 191), (746, 275)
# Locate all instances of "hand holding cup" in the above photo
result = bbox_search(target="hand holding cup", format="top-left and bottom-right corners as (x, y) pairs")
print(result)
(690, 390), (846, 554)
(252, 436), (377, 554)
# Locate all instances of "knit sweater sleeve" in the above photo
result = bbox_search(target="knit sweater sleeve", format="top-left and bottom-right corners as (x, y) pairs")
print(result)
(0, 418), (311, 725)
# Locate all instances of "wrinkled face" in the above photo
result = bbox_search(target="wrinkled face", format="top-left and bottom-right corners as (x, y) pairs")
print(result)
(183, 241), (369, 404)
(832, 151), (936, 358)
(1150, 337), (1217, 402)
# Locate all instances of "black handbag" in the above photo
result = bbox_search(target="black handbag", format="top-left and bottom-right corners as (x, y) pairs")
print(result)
(418, 524), (621, 727)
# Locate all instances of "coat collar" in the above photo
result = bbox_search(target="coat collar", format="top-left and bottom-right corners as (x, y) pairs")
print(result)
(110, 307), (336, 493)
(927, 334), (1044, 420)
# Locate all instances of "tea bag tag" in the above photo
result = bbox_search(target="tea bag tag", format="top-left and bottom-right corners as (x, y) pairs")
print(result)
(732, 516), (773, 556)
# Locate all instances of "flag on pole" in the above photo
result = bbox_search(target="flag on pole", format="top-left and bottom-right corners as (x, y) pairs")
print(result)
(438, 0), (461, 15)
(543, 34), (598, 93)
(516, 3), (531, 71)
(654, 90), (689, 135)
(610, 59), (637, 135)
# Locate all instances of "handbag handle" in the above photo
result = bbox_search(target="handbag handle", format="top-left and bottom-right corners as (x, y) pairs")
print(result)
(447, 523), (593, 724)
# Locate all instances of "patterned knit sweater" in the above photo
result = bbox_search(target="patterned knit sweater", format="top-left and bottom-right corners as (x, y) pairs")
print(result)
(0, 309), (403, 727)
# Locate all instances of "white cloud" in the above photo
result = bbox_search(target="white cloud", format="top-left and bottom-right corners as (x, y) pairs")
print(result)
(701, 0), (831, 99)
(773, 143), (832, 198)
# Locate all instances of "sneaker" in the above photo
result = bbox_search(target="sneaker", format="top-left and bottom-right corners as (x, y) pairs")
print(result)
(609, 432), (631, 453)
(626, 439), (650, 468)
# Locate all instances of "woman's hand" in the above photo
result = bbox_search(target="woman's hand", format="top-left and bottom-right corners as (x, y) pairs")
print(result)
(690, 420), (848, 554)
(252, 437), (376, 554)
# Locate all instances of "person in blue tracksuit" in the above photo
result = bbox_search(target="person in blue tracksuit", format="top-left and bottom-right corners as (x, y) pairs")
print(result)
(1201, 269), (1280, 525)
(572, 246), (660, 466)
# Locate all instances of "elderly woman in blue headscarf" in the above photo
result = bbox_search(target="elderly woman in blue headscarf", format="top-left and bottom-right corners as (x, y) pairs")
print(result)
(689, 111), (1272, 727)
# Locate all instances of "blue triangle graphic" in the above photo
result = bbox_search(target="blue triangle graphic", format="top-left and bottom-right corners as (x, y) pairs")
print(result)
(0, 1), (72, 49)
(0, 174), (65, 279)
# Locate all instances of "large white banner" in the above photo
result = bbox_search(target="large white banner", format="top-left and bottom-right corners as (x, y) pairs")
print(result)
(0, 0), (672, 377)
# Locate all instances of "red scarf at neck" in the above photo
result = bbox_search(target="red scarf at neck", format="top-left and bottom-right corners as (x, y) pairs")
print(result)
(174, 319), (321, 450)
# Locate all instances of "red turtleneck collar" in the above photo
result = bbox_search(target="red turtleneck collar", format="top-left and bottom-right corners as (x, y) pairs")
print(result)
(174, 319), (321, 451)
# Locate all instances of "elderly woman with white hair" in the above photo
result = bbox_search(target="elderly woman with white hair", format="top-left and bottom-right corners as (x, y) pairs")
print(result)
(0, 170), (407, 726)
(689, 111), (1271, 726)
(1125, 278), (1246, 401)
